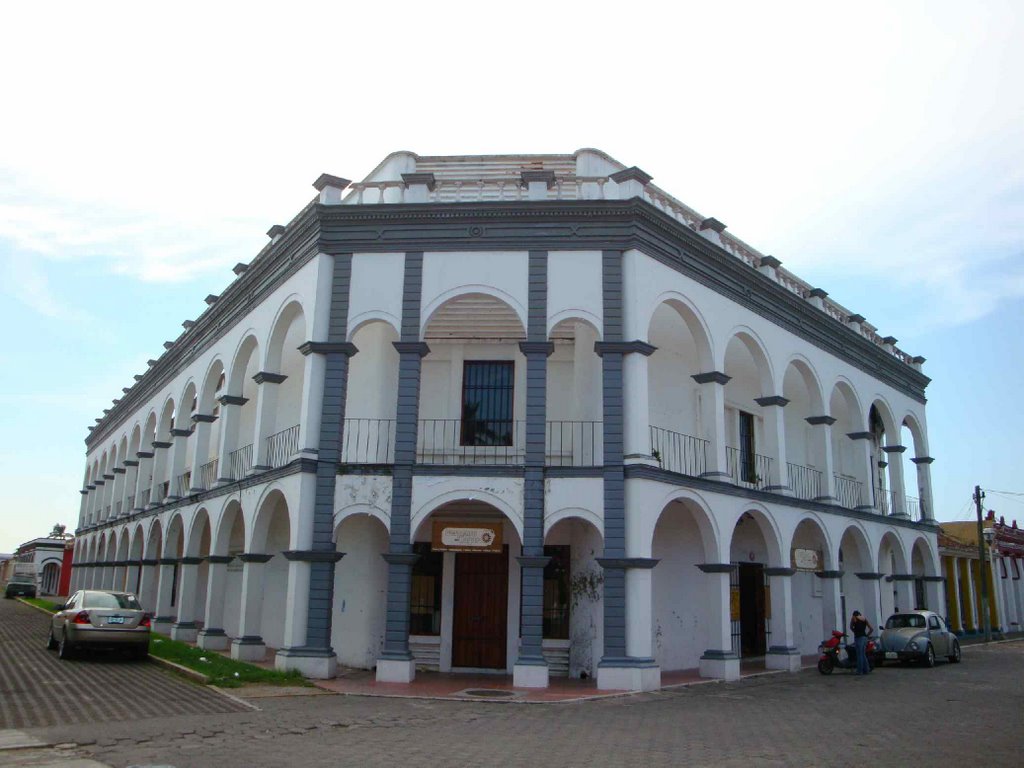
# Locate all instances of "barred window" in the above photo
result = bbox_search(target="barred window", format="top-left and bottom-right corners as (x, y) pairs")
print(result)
(461, 361), (514, 446)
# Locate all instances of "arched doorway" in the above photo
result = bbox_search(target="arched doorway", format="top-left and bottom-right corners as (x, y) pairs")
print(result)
(728, 509), (783, 658)
(331, 512), (389, 669)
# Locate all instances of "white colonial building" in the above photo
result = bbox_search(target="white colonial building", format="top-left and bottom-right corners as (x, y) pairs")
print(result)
(71, 150), (941, 690)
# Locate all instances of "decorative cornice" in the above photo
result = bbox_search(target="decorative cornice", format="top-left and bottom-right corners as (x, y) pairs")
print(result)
(392, 341), (431, 357)
(157, 558), (180, 566)
(518, 341), (555, 357)
(253, 371), (287, 385)
(808, 288), (828, 299)
(401, 172), (437, 190)
(298, 340), (359, 357)
(593, 340), (656, 357)
(754, 395), (789, 408)
(609, 166), (653, 186)
(911, 456), (934, 465)
(237, 553), (274, 563)
(520, 170), (557, 188)
(922, 575), (946, 583)
(313, 173), (351, 192)
(217, 394), (248, 407)
(699, 217), (727, 234)
(267, 224), (286, 239)
(139, 558), (159, 566)
(806, 415), (837, 426)
(846, 432), (873, 441)
(692, 371), (731, 385)
(697, 563), (736, 573)
(282, 550), (346, 563)
(758, 255), (781, 269)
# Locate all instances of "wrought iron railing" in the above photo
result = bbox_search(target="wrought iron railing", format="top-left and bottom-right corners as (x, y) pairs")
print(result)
(874, 486), (899, 515)
(833, 475), (863, 509)
(197, 458), (218, 490)
(546, 421), (603, 467)
(173, 471), (192, 498)
(342, 418), (397, 463)
(227, 444), (254, 480)
(418, 419), (525, 465)
(650, 426), (708, 477)
(266, 424), (300, 468)
(726, 447), (772, 490)
(787, 462), (823, 501)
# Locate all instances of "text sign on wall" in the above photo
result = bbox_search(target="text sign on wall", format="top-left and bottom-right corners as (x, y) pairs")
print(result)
(431, 521), (503, 553)
(792, 548), (822, 571)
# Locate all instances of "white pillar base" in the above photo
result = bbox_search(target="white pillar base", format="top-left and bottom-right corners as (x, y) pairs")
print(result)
(596, 664), (661, 692)
(765, 649), (803, 672)
(699, 653), (741, 681)
(153, 617), (174, 635)
(276, 650), (337, 679)
(170, 623), (198, 643)
(231, 637), (266, 662)
(513, 663), (550, 689)
(376, 657), (416, 683)
(196, 630), (230, 651)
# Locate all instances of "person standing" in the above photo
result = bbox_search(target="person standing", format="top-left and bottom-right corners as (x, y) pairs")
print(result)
(850, 610), (873, 675)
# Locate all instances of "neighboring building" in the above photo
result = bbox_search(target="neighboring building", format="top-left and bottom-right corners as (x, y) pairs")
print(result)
(15, 528), (74, 596)
(71, 150), (940, 691)
(0, 554), (14, 584)
(941, 513), (1024, 636)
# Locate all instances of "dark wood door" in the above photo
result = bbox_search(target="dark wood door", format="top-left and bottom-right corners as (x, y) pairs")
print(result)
(452, 548), (508, 669)
(739, 563), (766, 656)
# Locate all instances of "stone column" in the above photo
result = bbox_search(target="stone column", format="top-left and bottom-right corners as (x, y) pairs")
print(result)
(818, 569), (844, 645)
(231, 553), (272, 661)
(122, 460), (139, 512)
(378, 252), (428, 684)
(111, 467), (127, 517)
(250, 372), (286, 472)
(697, 564), (740, 681)
(924, 575), (946, 620)
(693, 373), (731, 481)
(988, 556), (1005, 635)
(882, 445), (908, 517)
(756, 396), (791, 494)
(153, 559), (178, 634)
(112, 560), (126, 592)
(188, 414), (217, 491)
(962, 558), (977, 631)
(197, 555), (233, 650)
(214, 396), (247, 483)
(165, 428), (192, 500)
(805, 416), (837, 503)
(514, 250), (553, 689)
(622, 346), (656, 464)
(133, 451), (154, 510)
(855, 572), (884, 630)
(170, 557), (202, 642)
(149, 441), (172, 505)
(138, 559), (158, 613)
(276, 252), (354, 680)
(911, 456), (935, 520)
(93, 480), (106, 521)
(765, 568), (801, 671)
(948, 557), (963, 632)
(846, 432), (875, 511)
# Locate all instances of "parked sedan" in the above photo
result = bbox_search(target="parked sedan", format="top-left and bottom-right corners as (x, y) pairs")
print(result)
(47, 590), (151, 660)
(877, 610), (961, 667)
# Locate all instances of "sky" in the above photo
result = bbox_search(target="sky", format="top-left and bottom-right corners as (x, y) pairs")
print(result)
(1, 1), (1022, 552)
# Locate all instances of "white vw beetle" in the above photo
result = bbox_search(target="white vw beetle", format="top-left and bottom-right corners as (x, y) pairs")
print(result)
(878, 610), (961, 667)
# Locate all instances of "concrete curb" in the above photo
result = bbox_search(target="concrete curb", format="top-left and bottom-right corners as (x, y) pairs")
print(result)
(15, 598), (59, 617)
(147, 653), (211, 684)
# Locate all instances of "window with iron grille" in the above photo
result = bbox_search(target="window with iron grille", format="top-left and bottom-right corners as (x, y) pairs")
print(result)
(543, 545), (571, 639)
(461, 361), (514, 446)
(738, 411), (756, 483)
(409, 542), (443, 635)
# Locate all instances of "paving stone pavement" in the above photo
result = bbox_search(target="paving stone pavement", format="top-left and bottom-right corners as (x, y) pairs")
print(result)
(9, 640), (1019, 768)
(0, 598), (250, 730)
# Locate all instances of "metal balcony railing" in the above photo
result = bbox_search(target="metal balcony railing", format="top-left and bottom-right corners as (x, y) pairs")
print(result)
(650, 426), (708, 477)
(342, 418), (397, 463)
(787, 462), (823, 501)
(418, 419), (525, 465)
(173, 471), (192, 498)
(266, 424), (300, 468)
(196, 459), (218, 490)
(833, 475), (863, 509)
(227, 444), (254, 480)
(875, 486), (899, 515)
(546, 421), (603, 467)
(726, 447), (772, 490)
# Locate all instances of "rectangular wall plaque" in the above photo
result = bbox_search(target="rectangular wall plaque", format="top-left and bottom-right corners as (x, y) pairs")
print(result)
(431, 521), (503, 553)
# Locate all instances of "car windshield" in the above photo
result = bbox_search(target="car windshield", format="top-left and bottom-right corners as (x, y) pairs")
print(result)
(886, 614), (926, 629)
(82, 592), (141, 610)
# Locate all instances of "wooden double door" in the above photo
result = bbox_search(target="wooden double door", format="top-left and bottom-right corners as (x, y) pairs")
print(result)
(452, 548), (508, 669)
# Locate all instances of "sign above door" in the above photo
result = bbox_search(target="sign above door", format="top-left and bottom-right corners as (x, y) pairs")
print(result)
(432, 521), (503, 553)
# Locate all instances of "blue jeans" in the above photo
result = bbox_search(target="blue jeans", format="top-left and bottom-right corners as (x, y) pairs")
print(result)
(855, 636), (870, 674)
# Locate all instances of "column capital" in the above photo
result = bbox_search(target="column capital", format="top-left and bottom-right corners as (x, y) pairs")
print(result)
(401, 172), (437, 190)
(814, 570), (845, 579)
(890, 573), (916, 581)
(516, 555), (552, 568)
(136, 451), (154, 459)
(170, 428), (193, 438)
(518, 341), (555, 356)
(103, 473), (116, 480)
(696, 562), (736, 573)
(253, 371), (287, 385)
(392, 341), (431, 357)
(299, 340), (359, 356)
(754, 395), (789, 408)
(112, 467), (127, 475)
(911, 456), (934, 464)
(846, 431), (873, 441)
(594, 340), (656, 357)
(282, 550), (345, 563)
(123, 459), (140, 467)
(151, 440), (172, 449)
(217, 394), (249, 407)
(191, 413), (217, 424)
(691, 371), (731, 385)
(806, 415), (837, 426)
(382, 552), (420, 566)
(596, 557), (660, 570)
(180, 556), (204, 565)
(237, 553), (274, 563)
(764, 567), (796, 577)
(206, 555), (235, 564)
(882, 445), (908, 454)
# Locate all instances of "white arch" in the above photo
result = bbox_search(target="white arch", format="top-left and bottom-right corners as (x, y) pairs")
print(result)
(652, 487), (723, 559)
(420, 285), (528, 339)
(544, 506), (603, 538)
(721, 324), (776, 393)
(788, 511), (836, 570)
(782, 353), (826, 415)
(725, 502), (785, 567)
(547, 309), (603, 340)
(263, 296), (308, 371)
(334, 502), (391, 533)
(647, 290), (716, 371)
(411, 488), (524, 543)
(347, 311), (402, 342)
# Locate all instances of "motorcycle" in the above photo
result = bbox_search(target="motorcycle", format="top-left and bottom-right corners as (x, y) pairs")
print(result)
(817, 629), (876, 674)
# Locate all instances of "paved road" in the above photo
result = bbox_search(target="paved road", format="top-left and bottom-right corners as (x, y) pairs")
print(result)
(0, 598), (249, 730)
(4, 592), (1023, 767)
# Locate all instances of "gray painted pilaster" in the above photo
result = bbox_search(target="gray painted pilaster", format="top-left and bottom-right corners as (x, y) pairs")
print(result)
(381, 252), (427, 662)
(516, 251), (552, 668)
(281, 253), (355, 663)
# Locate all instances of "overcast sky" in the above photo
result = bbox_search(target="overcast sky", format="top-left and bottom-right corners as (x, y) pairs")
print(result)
(1, 1), (1022, 552)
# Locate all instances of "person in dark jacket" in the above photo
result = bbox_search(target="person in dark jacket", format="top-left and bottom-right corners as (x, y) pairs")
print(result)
(850, 610), (874, 675)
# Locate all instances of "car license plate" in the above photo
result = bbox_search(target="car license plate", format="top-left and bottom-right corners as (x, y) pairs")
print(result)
(108, 616), (125, 625)
(885, 651), (898, 660)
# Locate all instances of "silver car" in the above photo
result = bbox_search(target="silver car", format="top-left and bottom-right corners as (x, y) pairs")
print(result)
(47, 590), (151, 660)
(878, 610), (961, 667)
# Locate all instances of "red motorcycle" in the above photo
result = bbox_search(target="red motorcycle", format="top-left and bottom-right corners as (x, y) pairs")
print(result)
(817, 630), (876, 674)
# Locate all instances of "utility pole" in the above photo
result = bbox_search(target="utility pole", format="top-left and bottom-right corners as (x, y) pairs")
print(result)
(974, 485), (992, 642)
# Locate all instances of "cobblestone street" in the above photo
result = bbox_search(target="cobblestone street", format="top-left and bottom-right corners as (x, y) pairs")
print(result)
(3, 599), (1022, 768)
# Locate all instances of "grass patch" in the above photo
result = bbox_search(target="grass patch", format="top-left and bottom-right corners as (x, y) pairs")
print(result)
(20, 597), (62, 613)
(148, 634), (310, 688)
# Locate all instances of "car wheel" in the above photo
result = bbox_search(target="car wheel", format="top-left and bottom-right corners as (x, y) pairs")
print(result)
(57, 630), (75, 661)
(47, 627), (58, 650)
(948, 641), (961, 664)
(923, 644), (935, 668)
